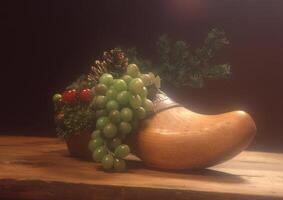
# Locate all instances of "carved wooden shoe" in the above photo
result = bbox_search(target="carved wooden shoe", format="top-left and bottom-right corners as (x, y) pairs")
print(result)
(129, 94), (257, 170)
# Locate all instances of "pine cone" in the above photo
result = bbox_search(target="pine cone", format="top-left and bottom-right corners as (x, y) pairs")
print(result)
(103, 48), (128, 76)
(88, 48), (129, 84)
(88, 60), (108, 84)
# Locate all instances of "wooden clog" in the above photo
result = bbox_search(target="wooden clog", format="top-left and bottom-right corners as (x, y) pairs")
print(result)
(129, 93), (256, 169)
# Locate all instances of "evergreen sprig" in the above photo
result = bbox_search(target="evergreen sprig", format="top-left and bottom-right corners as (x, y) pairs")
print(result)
(125, 28), (231, 88)
(56, 103), (95, 138)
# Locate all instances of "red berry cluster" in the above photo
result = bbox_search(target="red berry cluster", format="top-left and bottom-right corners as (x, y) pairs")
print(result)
(53, 88), (93, 125)
(62, 89), (77, 103)
(53, 88), (93, 105)
(79, 89), (92, 102)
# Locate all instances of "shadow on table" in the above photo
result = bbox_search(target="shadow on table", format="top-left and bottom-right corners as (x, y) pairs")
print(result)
(125, 160), (247, 184)
(62, 151), (246, 184)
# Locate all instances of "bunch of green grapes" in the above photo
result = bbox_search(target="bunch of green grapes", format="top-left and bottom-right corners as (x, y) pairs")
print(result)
(88, 64), (155, 171)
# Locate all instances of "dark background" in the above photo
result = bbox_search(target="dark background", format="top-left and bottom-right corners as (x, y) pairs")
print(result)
(1, 0), (282, 151)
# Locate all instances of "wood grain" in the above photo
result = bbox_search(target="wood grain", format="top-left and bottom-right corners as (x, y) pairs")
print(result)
(0, 135), (282, 200)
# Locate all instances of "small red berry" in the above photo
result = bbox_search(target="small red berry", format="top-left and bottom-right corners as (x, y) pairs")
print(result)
(62, 89), (77, 103)
(80, 88), (92, 102)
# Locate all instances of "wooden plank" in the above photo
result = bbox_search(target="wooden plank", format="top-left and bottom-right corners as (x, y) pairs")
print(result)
(0, 135), (283, 200)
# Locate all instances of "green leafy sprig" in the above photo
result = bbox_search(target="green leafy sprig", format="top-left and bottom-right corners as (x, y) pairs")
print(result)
(125, 28), (231, 88)
(55, 102), (95, 138)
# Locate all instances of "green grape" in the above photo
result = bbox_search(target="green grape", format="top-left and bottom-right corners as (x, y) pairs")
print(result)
(102, 154), (114, 170)
(115, 144), (130, 158)
(122, 74), (133, 84)
(109, 137), (122, 149)
(109, 85), (115, 90)
(95, 95), (107, 109)
(92, 146), (107, 162)
(113, 79), (127, 91)
(139, 86), (148, 98)
(90, 96), (96, 109)
(91, 130), (101, 139)
(155, 76), (161, 89)
(106, 88), (117, 100)
(88, 137), (104, 152)
(143, 99), (154, 113)
(103, 123), (117, 138)
(148, 72), (155, 81)
(119, 122), (132, 135)
(127, 64), (140, 78)
(135, 107), (146, 119)
(112, 79), (118, 85)
(95, 109), (108, 118)
(52, 94), (62, 102)
(129, 78), (144, 94)
(95, 83), (108, 95)
(116, 91), (130, 106)
(96, 116), (109, 130)
(106, 100), (119, 111)
(99, 73), (114, 86)
(120, 107), (133, 122)
(129, 94), (142, 109)
(109, 110), (121, 124)
(139, 74), (152, 86)
(113, 158), (126, 171)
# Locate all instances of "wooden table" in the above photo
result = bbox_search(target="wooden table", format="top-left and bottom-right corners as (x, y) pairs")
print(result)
(0, 135), (283, 200)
